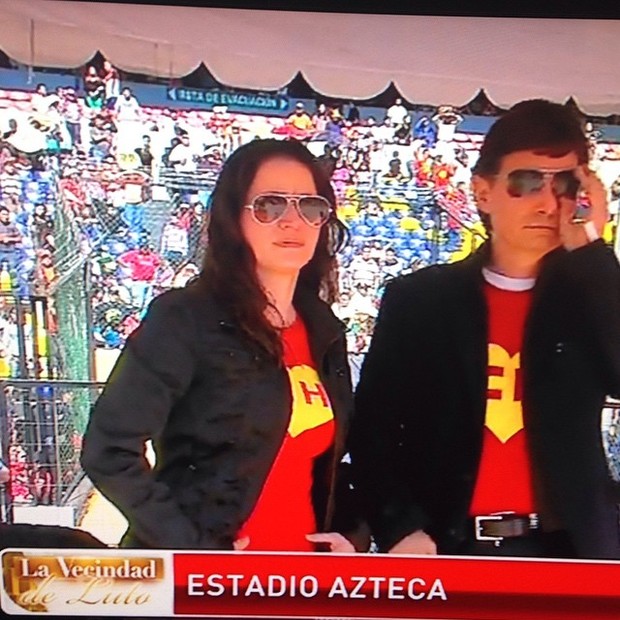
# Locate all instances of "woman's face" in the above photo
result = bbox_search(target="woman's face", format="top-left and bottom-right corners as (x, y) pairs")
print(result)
(241, 156), (323, 280)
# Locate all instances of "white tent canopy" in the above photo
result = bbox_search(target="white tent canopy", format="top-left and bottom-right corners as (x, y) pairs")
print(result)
(1, 0), (620, 114)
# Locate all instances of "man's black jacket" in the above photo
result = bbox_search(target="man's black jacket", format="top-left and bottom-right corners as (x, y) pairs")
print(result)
(350, 240), (620, 559)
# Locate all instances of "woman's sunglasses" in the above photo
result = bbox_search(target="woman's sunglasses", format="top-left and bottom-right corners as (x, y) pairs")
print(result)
(244, 193), (332, 227)
(499, 168), (580, 199)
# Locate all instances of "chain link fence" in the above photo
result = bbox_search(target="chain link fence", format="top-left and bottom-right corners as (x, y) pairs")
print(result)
(0, 379), (104, 524)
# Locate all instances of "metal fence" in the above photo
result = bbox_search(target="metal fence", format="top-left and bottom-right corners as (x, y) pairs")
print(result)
(0, 379), (104, 524)
(1, 376), (620, 535)
(603, 398), (620, 482)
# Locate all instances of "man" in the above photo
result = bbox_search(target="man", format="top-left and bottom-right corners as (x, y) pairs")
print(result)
(287, 102), (314, 140)
(350, 99), (620, 560)
(0, 206), (22, 276)
(316, 144), (338, 178)
(114, 87), (141, 153)
(167, 132), (198, 173)
(381, 247), (405, 281)
(349, 244), (380, 289)
(118, 238), (161, 310)
(288, 102), (314, 130)
(386, 97), (408, 127)
(135, 134), (154, 168)
(160, 210), (189, 269)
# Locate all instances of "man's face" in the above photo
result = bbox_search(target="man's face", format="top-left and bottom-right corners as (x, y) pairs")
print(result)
(0, 211), (10, 224)
(474, 149), (580, 265)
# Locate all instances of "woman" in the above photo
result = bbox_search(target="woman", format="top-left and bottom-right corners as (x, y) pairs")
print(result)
(81, 139), (362, 552)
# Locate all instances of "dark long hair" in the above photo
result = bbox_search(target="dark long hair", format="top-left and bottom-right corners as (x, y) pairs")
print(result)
(200, 138), (348, 360)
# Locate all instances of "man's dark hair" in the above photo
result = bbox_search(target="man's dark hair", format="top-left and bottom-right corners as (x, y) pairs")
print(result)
(472, 99), (589, 231)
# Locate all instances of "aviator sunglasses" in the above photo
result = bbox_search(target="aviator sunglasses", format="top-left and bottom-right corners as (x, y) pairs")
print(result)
(497, 168), (581, 199)
(244, 193), (332, 227)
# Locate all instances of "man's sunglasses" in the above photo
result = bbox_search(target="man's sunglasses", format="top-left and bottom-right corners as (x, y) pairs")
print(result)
(498, 168), (580, 199)
(244, 193), (332, 227)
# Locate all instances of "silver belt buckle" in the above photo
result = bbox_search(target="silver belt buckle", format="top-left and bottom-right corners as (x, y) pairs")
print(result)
(474, 510), (516, 545)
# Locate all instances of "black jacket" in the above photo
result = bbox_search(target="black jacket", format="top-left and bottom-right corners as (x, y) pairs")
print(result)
(81, 281), (357, 549)
(350, 240), (620, 558)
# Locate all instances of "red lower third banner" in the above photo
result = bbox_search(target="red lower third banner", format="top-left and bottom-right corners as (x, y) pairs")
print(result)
(3, 548), (620, 618)
(174, 552), (620, 620)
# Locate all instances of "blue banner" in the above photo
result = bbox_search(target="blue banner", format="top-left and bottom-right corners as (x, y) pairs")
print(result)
(167, 87), (288, 112)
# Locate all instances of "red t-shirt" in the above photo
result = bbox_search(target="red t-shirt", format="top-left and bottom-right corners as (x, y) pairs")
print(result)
(238, 317), (335, 550)
(119, 250), (161, 282)
(470, 272), (536, 516)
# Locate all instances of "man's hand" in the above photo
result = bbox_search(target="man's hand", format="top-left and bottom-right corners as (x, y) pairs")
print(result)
(388, 530), (437, 554)
(233, 536), (250, 551)
(306, 532), (356, 553)
(560, 165), (609, 251)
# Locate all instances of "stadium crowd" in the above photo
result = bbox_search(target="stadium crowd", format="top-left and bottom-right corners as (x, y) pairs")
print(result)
(1, 59), (620, 506)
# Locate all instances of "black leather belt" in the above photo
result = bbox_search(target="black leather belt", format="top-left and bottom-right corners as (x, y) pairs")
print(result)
(472, 511), (540, 544)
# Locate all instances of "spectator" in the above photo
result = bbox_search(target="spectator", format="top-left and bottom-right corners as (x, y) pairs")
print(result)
(102, 59), (121, 109)
(413, 115), (438, 149)
(89, 113), (114, 160)
(325, 107), (345, 148)
(316, 144), (338, 178)
(32, 248), (59, 296)
(0, 457), (8, 484)
(31, 203), (54, 252)
(186, 198), (205, 260)
(135, 134), (154, 168)
(312, 102), (329, 132)
(432, 105), (463, 156)
(0, 158), (21, 204)
(59, 86), (82, 149)
(114, 87), (142, 153)
(170, 262), (199, 288)
(381, 247), (404, 280)
(348, 244), (380, 287)
(0, 206), (22, 276)
(373, 117), (395, 144)
(432, 155), (456, 189)
(114, 87), (141, 124)
(347, 101), (361, 124)
(287, 102), (314, 138)
(83, 66), (105, 110)
(384, 150), (404, 180)
(31, 83), (49, 115)
(117, 238), (161, 309)
(167, 133), (198, 173)
(152, 258), (175, 297)
(393, 115), (412, 146)
(160, 211), (189, 268)
(59, 167), (86, 216)
(348, 282), (378, 319)
(386, 97), (408, 127)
